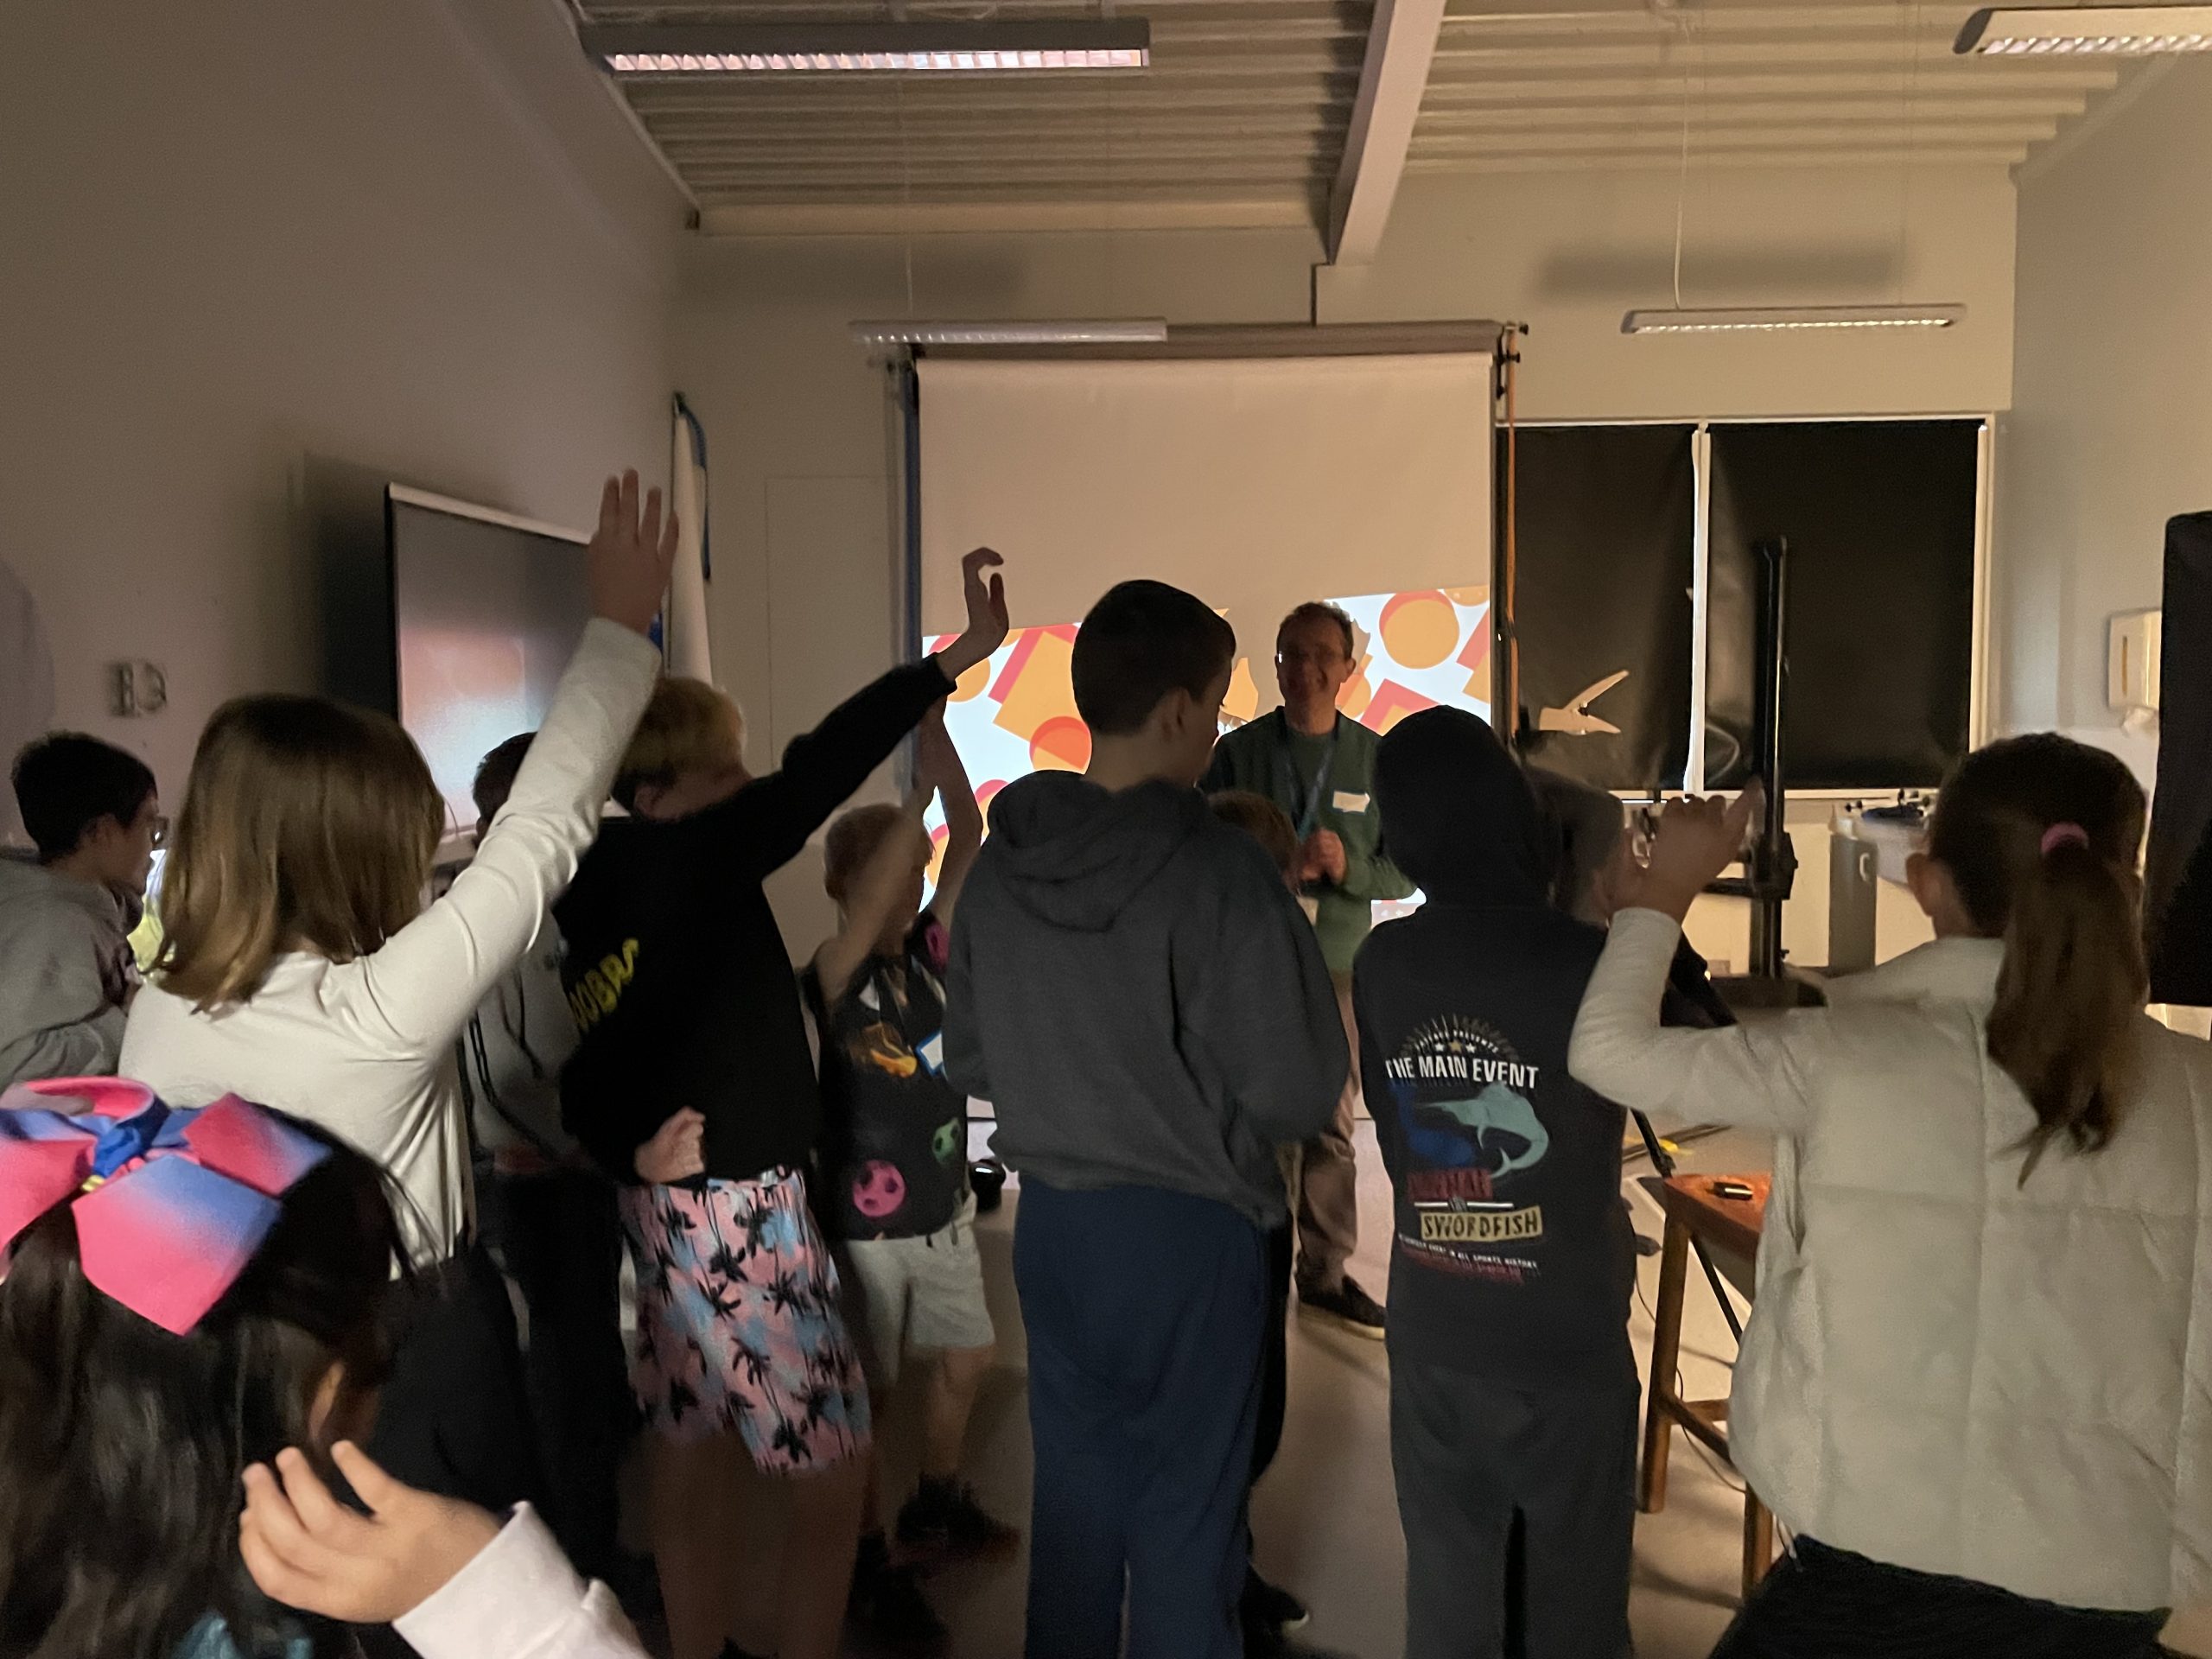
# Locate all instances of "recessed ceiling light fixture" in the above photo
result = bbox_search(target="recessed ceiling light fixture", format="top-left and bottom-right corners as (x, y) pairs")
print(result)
(1623, 304), (1967, 334)
(850, 319), (1172, 347)
(582, 21), (1151, 75)
(1955, 4), (2212, 54)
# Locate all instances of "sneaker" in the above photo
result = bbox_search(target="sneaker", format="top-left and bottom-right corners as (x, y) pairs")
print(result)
(850, 1533), (949, 1655)
(1299, 1274), (1387, 1339)
(1243, 1568), (1312, 1632)
(896, 1477), (1023, 1565)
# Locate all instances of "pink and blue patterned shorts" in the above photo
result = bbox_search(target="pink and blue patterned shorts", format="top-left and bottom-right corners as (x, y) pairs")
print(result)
(618, 1166), (871, 1473)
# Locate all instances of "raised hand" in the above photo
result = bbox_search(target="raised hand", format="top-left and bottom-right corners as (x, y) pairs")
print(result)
(588, 469), (682, 639)
(934, 549), (1009, 681)
(238, 1442), (502, 1624)
(1635, 784), (1764, 920)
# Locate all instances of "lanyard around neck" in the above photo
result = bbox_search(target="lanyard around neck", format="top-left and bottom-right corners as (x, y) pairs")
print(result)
(1276, 714), (1339, 840)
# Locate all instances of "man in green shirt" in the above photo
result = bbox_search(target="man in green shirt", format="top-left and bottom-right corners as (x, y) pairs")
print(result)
(1202, 601), (1414, 1338)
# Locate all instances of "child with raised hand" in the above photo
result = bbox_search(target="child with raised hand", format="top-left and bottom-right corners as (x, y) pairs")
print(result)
(1570, 736), (2212, 1658)
(552, 550), (1009, 1659)
(119, 470), (676, 1521)
(808, 703), (1014, 1653)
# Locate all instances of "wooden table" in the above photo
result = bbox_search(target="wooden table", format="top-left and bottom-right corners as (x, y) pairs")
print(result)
(1643, 1172), (1772, 1599)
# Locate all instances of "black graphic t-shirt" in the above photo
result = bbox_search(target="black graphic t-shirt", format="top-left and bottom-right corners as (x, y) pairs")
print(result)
(1355, 901), (1637, 1382)
(805, 911), (969, 1242)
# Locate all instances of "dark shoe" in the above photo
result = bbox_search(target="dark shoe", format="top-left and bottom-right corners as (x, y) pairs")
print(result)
(850, 1532), (949, 1655)
(896, 1477), (1022, 1565)
(1243, 1567), (1312, 1632)
(1298, 1275), (1386, 1339)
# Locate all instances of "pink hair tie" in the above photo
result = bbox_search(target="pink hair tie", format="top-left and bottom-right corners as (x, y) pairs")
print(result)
(2040, 823), (2091, 858)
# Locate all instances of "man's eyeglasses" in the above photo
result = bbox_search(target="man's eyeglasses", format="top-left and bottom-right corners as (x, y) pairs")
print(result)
(1277, 648), (1348, 670)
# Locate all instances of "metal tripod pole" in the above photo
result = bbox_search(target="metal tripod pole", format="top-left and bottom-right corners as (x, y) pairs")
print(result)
(1631, 1107), (1745, 1345)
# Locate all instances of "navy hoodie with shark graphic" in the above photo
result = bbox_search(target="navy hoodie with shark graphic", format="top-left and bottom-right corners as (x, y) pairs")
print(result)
(1357, 708), (1637, 1383)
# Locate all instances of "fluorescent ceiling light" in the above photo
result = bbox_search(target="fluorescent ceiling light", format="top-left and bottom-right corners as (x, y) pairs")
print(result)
(582, 21), (1150, 75)
(1622, 304), (1967, 334)
(851, 320), (1172, 347)
(1955, 4), (2212, 54)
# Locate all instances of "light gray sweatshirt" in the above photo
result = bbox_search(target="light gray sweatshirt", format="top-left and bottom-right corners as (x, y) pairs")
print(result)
(0, 850), (136, 1090)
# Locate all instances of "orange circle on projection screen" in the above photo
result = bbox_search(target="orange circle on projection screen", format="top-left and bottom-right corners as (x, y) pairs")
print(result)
(949, 658), (991, 702)
(1030, 716), (1092, 772)
(1379, 591), (1460, 670)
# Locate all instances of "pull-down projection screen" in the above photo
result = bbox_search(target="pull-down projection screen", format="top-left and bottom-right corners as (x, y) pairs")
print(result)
(917, 354), (1495, 660)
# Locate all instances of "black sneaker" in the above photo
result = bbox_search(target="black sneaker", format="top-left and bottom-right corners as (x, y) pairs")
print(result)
(896, 1477), (1022, 1565)
(1299, 1275), (1386, 1339)
(850, 1533), (949, 1655)
(1243, 1568), (1312, 1632)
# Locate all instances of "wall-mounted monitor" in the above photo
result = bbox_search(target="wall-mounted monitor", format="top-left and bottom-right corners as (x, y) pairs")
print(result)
(318, 485), (598, 836)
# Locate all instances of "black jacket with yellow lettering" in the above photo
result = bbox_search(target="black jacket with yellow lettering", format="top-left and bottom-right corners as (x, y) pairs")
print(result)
(556, 658), (951, 1184)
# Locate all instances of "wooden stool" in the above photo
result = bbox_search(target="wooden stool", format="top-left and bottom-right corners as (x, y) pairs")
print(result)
(1642, 1172), (1773, 1599)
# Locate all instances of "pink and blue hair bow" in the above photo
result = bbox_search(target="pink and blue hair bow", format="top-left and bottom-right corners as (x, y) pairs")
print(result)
(0, 1077), (330, 1336)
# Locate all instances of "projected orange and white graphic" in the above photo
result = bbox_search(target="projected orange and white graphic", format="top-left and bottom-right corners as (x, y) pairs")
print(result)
(925, 585), (1492, 891)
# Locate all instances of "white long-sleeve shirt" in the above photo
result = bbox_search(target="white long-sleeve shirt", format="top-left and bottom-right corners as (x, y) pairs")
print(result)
(1570, 906), (2212, 1612)
(393, 1504), (647, 1659)
(123, 620), (660, 1266)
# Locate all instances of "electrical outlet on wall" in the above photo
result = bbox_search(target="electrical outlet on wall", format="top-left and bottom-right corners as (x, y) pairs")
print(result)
(107, 660), (167, 718)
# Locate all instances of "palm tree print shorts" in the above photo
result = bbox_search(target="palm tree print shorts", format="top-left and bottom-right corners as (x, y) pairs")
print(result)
(619, 1166), (872, 1471)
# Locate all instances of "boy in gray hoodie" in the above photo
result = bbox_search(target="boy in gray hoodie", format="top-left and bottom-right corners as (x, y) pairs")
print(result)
(944, 580), (1346, 1659)
(1, 734), (161, 1090)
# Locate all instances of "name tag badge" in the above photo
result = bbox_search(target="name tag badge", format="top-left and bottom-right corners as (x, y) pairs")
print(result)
(918, 1031), (946, 1077)
(1332, 791), (1370, 814)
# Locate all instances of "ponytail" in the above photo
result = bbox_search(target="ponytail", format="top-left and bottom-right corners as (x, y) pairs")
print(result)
(1925, 736), (2149, 1182)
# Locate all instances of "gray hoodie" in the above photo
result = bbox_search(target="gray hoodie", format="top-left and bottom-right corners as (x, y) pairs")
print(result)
(0, 850), (137, 1090)
(944, 772), (1347, 1229)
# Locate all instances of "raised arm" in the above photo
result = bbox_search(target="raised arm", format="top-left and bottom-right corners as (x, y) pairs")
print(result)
(916, 702), (982, 926)
(811, 790), (931, 1007)
(1567, 790), (1817, 1133)
(696, 549), (1010, 878)
(351, 473), (673, 1057)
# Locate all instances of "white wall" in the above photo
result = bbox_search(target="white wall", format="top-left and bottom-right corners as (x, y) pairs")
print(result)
(0, 0), (688, 812)
(2000, 59), (2212, 763)
(676, 163), (2017, 945)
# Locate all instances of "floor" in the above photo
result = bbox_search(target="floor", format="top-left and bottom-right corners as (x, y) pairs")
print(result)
(666, 1119), (2212, 1658)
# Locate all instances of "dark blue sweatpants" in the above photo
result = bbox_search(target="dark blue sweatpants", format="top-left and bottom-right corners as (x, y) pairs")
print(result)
(1014, 1179), (1268, 1659)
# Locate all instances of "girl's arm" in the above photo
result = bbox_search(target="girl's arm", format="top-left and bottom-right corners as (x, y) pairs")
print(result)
(350, 476), (672, 1058)
(918, 702), (983, 927)
(811, 789), (932, 1007)
(1568, 909), (1820, 1133)
(1567, 790), (1819, 1133)
(240, 1444), (650, 1659)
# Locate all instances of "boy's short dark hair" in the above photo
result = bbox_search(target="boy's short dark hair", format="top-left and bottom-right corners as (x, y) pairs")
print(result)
(1071, 581), (1236, 738)
(1208, 790), (1300, 883)
(10, 734), (156, 863)
(1276, 601), (1357, 659)
(472, 733), (535, 828)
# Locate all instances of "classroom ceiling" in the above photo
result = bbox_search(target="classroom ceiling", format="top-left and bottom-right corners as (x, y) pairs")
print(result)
(579, 0), (2133, 239)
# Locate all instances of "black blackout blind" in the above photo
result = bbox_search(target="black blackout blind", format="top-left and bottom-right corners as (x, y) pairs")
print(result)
(1703, 420), (1980, 791)
(1504, 423), (1695, 791)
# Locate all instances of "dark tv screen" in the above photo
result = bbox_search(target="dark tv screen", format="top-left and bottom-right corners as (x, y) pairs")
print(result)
(386, 488), (592, 833)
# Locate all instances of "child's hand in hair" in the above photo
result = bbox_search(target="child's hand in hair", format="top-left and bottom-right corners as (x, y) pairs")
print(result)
(588, 469), (683, 639)
(1635, 785), (1764, 921)
(935, 549), (1009, 680)
(634, 1107), (707, 1184)
(238, 1442), (501, 1624)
